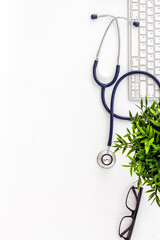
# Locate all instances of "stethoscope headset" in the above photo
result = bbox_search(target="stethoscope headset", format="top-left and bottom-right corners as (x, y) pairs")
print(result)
(91, 14), (160, 169)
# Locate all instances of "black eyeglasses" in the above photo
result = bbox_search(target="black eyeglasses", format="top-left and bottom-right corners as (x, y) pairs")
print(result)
(119, 186), (143, 240)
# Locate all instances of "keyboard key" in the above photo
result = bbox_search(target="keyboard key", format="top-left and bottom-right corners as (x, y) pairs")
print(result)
(140, 75), (146, 80)
(140, 0), (145, 3)
(140, 12), (145, 19)
(132, 83), (135, 90)
(131, 75), (136, 82)
(155, 29), (160, 36)
(148, 23), (153, 30)
(155, 60), (160, 67)
(148, 78), (153, 84)
(140, 35), (146, 42)
(155, 37), (160, 43)
(155, 0), (160, 5)
(155, 91), (160, 97)
(155, 68), (160, 74)
(155, 6), (160, 13)
(148, 46), (153, 53)
(155, 84), (160, 90)
(148, 54), (153, 61)
(132, 67), (138, 71)
(148, 16), (153, 22)
(155, 52), (160, 59)
(147, 1), (153, 7)
(140, 27), (145, 34)
(140, 5), (145, 11)
(131, 91), (136, 98)
(155, 14), (160, 20)
(148, 85), (154, 97)
(140, 43), (146, 50)
(148, 62), (154, 68)
(155, 45), (160, 51)
(148, 8), (153, 15)
(140, 82), (146, 97)
(131, 3), (138, 9)
(131, 11), (138, 19)
(140, 20), (146, 26)
(135, 83), (139, 89)
(148, 69), (154, 74)
(148, 31), (153, 38)
(155, 22), (160, 28)
(140, 50), (146, 57)
(140, 58), (146, 65)
(140, 66), (146, 71)
(131, 57), (138, 66)
(148, 39), (153, 45)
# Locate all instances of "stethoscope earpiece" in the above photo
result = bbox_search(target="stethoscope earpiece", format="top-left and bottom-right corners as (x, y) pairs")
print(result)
(133, 21), (140, 27)
(97, 150), (116, 169)
(91, 14), (98, 19)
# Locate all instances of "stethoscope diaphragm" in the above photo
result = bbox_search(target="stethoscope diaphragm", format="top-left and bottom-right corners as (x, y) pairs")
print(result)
(97, 150), (116, 169)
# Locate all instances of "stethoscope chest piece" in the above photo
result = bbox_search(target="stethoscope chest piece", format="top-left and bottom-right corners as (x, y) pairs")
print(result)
(97, 150), (116, 169)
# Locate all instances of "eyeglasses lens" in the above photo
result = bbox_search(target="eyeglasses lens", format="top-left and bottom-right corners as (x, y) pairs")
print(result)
(126, 187), (137, 211)
(120, 216), (133, 238)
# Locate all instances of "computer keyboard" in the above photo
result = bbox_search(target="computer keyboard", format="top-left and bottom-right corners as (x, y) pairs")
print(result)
(128, 0), (160, 100)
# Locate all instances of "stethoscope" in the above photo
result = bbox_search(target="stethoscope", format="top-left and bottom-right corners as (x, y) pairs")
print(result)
(91, 14), (160, 169)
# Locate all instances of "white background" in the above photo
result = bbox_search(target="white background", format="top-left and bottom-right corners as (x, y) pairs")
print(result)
(0, 0), (159, 239)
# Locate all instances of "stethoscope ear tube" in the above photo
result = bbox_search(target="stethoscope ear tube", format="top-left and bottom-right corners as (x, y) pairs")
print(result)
(93, 59), (120, 88)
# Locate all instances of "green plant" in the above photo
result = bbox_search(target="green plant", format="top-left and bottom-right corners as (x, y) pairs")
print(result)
(114, 97), (160, 206)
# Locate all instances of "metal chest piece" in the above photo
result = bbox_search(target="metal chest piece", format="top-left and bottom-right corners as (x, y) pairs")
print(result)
(97, 150), (116, 169)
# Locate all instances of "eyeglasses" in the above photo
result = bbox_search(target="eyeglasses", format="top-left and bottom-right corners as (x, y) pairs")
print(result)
(119, 186), (143, 240)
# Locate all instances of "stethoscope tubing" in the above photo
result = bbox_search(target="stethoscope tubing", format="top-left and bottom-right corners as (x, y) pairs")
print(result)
(92, 14), (160, 168)
(93, 60), (120, 88)
(108, 70), (160, 146)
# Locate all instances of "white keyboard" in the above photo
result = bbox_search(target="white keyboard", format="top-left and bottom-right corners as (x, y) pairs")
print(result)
(128, 0), (160, 100)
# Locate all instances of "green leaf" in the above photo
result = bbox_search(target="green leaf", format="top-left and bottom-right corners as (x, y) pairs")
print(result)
(156, 197), (160, 207)
(130, 167), (133, 176)
(149, 125), (153, 138)
(141, 98), (143, 109)
(156, 135), (159, 143)
(148, 192), (156, 201)
(140, 138), (149, 143)
(137, 177), (142, 190)
(129, 110), (133, 120)
(150, 108), (157, 116)
(122, 165), (130, 167)
(146, 189), (154, 193)
(146, 124), (150, 135)
(122, 145), (127, 154)
(127, 147), (135, 156)
(149, 138), (154, 145)
(145, 96), (148, 106)
(138, 162), (142, 173)
(114, 147), (120, 154)
(128, 156), (135, 162)
(127, 128), (131, 134)
(136, 122), (145, 135)
(134, 112), (139, 122)
(150, 119), (160, 127)
(145, 142), (150, 154)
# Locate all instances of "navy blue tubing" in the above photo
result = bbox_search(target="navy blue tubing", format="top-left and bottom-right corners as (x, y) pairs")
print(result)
(108, 70), (160, 146)
(93, 60), (120, 88)
(101, 87), (130, 120)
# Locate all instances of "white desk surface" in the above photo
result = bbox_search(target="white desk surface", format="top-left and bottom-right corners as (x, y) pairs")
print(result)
(0, 0), (159, 239)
